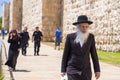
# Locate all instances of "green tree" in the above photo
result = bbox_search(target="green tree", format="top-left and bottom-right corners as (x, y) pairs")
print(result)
(0, 17), (2, 29)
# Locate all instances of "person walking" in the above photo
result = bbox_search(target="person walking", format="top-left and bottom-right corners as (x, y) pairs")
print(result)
(55, 28), (62, 50)
(1, 28), (5, 40)
(32, 27), (43, 56)
(5, 30), (21, 71)
(61, 15), (100, 80)
(20, 27), (30, 56)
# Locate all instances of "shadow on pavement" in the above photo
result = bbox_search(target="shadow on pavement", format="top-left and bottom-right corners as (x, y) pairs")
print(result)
(25, 55), (49, 56)
(40, 55), (48, 56)
(14, 69), (31, 72)
(25, 55), (34, 56)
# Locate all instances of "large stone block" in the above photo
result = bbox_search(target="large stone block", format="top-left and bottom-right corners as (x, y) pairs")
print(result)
(22, 0), (42, 35)
(63, 0), (120, 52)
(42, 0), (63, 41)
(2, 2), (10, 32)
(9, 0), (23, 31)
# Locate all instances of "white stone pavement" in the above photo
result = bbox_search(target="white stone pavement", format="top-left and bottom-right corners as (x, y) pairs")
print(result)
(1, 38), (120, 80)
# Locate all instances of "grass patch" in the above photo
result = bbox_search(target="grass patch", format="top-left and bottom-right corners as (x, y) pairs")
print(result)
(0, 74), (3, 80)
(0, 17), (2, 29)
(0, 66), (3, 80)
(97, 50), (120, 67)
(43, 41), (120, 67)
(0, 68), (3, 80)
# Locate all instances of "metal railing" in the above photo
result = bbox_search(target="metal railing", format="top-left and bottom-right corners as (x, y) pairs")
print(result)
(0, 40), (15, 80)
(0, 40), (3, 80)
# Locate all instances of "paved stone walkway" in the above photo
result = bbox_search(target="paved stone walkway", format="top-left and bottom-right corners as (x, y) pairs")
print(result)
(1, 38), (120, 80)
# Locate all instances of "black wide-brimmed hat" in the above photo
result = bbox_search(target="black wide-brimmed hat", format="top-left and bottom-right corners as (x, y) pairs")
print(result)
(73, 15), (93, 25)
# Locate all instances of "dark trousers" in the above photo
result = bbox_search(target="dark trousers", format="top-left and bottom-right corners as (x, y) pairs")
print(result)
(34, 41), (41, 54)
(5, 50), (19, 69)
(67, 73), (91, 80)
(55, 38), (61, 46)
(2, 34), (4, 40)
(21, 44), (27, 55)
(67, 68), (92, 80)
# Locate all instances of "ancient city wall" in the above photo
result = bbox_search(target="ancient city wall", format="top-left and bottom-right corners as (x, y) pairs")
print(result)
(22, 0), (63, 41)
(3, 0), (120, 51)
(2, 3), (10, 31)
(22, 0), (42, 35)
(9, 0), (23, 31)
(42, 0), (63, 41)
(63, 0), (120, 51)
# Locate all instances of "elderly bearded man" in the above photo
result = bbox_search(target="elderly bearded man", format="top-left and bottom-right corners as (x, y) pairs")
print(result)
(61, 15), (100, 80)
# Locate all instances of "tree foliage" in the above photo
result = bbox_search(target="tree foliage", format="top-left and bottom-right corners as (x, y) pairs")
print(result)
(0, 17), (2, 29)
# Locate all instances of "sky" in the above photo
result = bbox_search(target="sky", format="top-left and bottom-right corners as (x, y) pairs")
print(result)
(0, 0), (10, 17)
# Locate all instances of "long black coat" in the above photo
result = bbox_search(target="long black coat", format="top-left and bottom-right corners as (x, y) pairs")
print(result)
(5, 36), (21, 68)
(61, 33), (100, 80)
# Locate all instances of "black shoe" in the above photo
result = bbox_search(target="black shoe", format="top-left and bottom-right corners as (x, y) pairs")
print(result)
(37, 53), (39, 56)
(22, 51), (25, 55)
(24, 54), (26, 56)
(34, 53), (36, 56)
(13, 68), (16, 71)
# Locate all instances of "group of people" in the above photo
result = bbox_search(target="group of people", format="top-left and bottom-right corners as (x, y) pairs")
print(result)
(5, 26), (62, 71)
(5, 15), (100, 80)
(5, 27), (43, 71)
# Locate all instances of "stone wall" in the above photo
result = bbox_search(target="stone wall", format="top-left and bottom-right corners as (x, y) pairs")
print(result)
(22, 0), (63, 40)
(63, 0), (120, 51)
(2, 2), (10, 32)
(8, 0), (63, 41)
(9, 0), (23, 31)
(42, 0), (63, 41)
(22, 0), (42, 35)
(6, 0), (120, 51)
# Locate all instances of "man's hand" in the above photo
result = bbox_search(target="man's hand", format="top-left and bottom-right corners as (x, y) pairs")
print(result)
(32, 40), (34, 42)
(10, 33), (13, 39)
(18, 48), (21, 52)
(31, 38), (34, 42)
(61, 72), (66, 77)
(95, 72), (100, 79)
(41, 37), (43, 41)
(32, 36), (34, 42)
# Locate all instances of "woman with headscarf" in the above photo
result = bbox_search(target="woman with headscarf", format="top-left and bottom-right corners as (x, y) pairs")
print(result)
(5, 30), (21, 71)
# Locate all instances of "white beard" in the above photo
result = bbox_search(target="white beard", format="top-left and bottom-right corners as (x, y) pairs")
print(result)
(74, 30), (90, 47)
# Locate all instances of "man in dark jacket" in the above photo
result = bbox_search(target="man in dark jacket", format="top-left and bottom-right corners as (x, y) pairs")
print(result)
(61, 15), (100, 80)
(32, 27), (43, 56)
(20, 27), (30, 56)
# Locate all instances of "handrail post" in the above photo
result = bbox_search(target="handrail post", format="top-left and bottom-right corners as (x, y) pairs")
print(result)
(0, 39), (3, 80)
